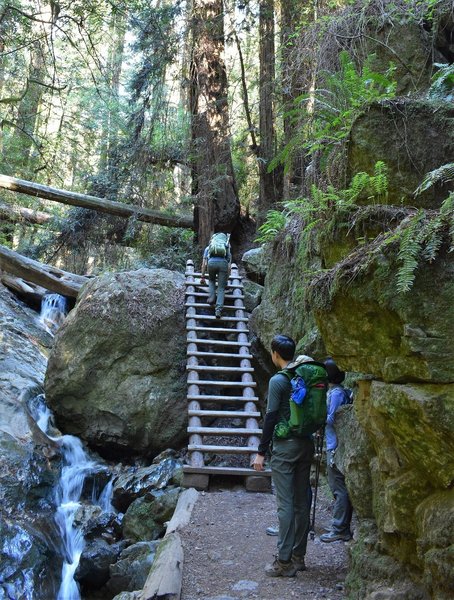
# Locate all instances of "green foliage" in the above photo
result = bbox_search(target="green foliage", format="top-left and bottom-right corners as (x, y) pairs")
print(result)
(255, 210), (287, 243)
(257, 161), (389, 243)
(428, 63), (454, 102)
(414, 162), (454, 196)
(270, 52), (396, 173)
(395, 193), (454, 293)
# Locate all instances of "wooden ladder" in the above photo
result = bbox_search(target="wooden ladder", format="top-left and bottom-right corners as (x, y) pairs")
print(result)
(183, 259), (271, 491)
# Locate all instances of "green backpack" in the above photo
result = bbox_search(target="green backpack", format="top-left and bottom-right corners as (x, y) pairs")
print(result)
(208, 233), (229, 258)
(274, 362), (328, 438)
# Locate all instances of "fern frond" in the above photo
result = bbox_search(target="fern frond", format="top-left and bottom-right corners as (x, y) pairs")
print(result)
(414, 163), (454, 196)
(396, 212), (424, 293)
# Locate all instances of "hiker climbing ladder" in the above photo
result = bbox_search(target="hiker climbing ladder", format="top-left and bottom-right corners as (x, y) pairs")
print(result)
(183, 259), (271, 491)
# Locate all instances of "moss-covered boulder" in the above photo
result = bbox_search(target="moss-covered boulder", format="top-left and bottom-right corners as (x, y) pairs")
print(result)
(348, 100), (454, 208)
(313, 247), (454, 383)
(343, 379), (454, 597)
(250, 233), (325, 358)
(45, 269), (187, 457)
(122, 487), (180, 542)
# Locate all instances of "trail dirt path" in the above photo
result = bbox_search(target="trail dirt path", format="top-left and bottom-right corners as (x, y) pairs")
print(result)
(180, 482), (349, 600)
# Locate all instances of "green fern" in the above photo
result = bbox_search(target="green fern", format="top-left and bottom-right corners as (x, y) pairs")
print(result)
(396, 212), (424, 293)
(414, 163), (454, 196)
(255, 210), (287, 243)
(440, 192), (454, 250)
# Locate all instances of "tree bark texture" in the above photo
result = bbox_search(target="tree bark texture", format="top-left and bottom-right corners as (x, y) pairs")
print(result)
(280, 0), (316, 197)
(190, 0), (240, 247)
(0, 202), (53, 225)
(258, 0), (283, 225)
(0, 243), (88, 297)
(0, 174), (193, 229)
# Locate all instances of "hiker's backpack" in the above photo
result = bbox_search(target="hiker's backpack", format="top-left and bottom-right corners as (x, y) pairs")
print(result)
(208, 233), (229, 258)
(274, 362), (328, 438)
(342, 387), (354, 405)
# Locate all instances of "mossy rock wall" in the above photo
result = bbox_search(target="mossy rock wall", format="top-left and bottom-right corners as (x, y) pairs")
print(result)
(348, 100), (454, 208)
(250, 232), (325, 359)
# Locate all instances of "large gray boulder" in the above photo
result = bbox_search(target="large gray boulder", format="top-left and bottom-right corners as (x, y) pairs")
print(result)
(45, 269), (188, 457)
(0, 284), (61, 598)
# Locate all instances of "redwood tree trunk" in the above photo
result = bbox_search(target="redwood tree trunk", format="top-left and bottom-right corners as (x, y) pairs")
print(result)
(258, 0), (283, 225)
(190, 0), (239, 247)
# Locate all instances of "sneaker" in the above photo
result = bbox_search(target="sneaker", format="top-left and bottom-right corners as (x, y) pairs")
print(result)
(215, 308), (222, 319)
(291, 554), (306, 571)
(266, 526), (278, 536)
(320, 531), (351, 543)
(265, 558), (297, 578)
(207, 295), (215, 305)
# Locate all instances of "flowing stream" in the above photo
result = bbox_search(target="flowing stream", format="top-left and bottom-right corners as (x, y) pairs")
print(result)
(39, 293), (67, 335)
(32, 396), (114, 600)
(32, 294), (113, 599)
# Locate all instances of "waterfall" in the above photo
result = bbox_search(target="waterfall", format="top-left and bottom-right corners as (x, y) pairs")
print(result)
(31, 395), (113, 600)
(39, 293), (67, 335)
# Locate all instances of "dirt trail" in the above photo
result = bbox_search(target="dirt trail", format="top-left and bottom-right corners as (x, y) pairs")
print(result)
(180, 482), (349, 600)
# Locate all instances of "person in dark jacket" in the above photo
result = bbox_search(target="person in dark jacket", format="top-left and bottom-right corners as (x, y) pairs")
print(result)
(253, 335), (314, 577)
(320, 358), (353, 542)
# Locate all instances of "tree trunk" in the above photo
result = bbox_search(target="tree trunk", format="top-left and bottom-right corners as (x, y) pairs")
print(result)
(8, 40), (46, 176)
(280, 0), (316, 197)
(0, 244), (88, 297)
(0, 202), (53, 225)
(190, 0), (240, 247)
(0, 174), (193, 229)
(258, 0), (283, 225)
(99, 9), (126, 174)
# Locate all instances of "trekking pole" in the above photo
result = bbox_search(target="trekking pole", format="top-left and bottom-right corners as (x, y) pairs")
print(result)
(309, 426), (325, 540)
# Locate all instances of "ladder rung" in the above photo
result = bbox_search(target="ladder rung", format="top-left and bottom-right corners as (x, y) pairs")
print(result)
(188, 427), (262, 435)
(187, 338), (251, 347)
(187, 351), (253, 359)
(186, 271), (241, 280)
(187, 365), (254, 373)
(188, 395), (259, 402)
(187, 314), (249, 323)
(185, 282), (243, 289)
(186, 292), (245, 300)
(187, 326), (249, 334)
(188, 410), (261, 418)
(183, 465), (271, 476)
(189, 380), (256, 387)
(188, 444), (258, 454)
(185, 303), (244, 310)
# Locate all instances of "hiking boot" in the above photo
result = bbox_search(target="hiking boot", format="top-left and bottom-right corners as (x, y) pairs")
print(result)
(265, 558), (297, 578)
(320, 531), (351, 543)
(291, 554), (306, 571)
(215, 307), (222, 319)
(266, 526), (278, 536)
(207, 295), (215, 305)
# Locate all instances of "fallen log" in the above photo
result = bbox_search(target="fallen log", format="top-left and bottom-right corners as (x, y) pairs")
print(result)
(0, 202), (53, 225)
(0, 174), (193, 229)
(0, 272), (48, 307)
(0, 244), (88, 297)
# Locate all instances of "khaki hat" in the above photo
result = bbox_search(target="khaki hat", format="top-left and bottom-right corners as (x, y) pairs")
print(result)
(287, 354), (314, 369)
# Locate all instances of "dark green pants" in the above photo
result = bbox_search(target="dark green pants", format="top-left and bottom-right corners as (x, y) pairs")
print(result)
(270, 436), (314, 562)
(208, 258), (229, 309)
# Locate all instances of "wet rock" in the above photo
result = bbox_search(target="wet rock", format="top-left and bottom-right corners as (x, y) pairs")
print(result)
(45, 269), (188, 457)
(0, 284), (60, 597)
(122, 487), (181, 543)
(107, 540), (158, 595)
(76, 538), (125, 590)
(112, 458), (182, 512)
